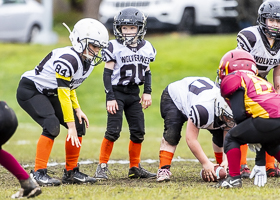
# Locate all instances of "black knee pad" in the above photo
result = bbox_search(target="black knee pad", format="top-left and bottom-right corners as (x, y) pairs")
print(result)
(0, 101), (18, 146)
(223, 132), (240, 153)
(130, 132), (145, 143)
(43, 115), (60, 137)
(105, 130), (120, 142)
(163, 127), (181, 146)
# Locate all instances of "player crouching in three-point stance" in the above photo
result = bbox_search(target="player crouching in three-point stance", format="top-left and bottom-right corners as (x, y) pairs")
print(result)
(94, 7), (157, 179)
(217, 49), (280, 188)
(0, 101), (41, 198)
(156, 77), (235, 182)
(236, 0), (280, 178)
(16, 18), (109, 186)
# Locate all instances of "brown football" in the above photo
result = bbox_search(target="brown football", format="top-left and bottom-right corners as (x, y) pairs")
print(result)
(200, 165), (227, 182)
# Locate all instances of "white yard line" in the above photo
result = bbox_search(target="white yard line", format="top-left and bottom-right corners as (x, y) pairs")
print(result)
(20, 157), (254, 168)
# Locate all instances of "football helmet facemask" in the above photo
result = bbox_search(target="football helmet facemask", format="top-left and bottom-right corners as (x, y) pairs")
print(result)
(217, 49), (257, 82)
(257, 0), (280, 39)
(214, 95), (235, 129)
(63, 18), (109, 66)
(113, 7), (147, 46)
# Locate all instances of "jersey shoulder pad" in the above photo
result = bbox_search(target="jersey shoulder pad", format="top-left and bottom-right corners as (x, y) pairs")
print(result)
(237, 28), (257, 51)
(189, 104), (210, 128)
(220, 73), (242, 98)
(102, 41), (116, 62)
(146, 40), (156, 62)
(53, 48), (80, 77)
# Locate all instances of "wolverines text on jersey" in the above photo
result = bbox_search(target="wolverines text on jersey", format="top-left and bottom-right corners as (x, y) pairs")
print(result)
(237, 26), (280, 79)
(102, 40), (156, 86)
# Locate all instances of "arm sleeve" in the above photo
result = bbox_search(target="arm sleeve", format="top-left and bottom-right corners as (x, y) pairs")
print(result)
(144, 70), (152, 94)
(255, 148), (266, 166)
(70, 89), (80, 109)
(220, 74), (242, 98)
(56, 72), (75, 122)
(103, 68), (115, 100)
(229, 88), (247, 124)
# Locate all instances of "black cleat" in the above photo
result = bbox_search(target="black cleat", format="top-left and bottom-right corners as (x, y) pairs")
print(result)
(128, 164), (156, 179)
(30, 169), (61, 186)
(217, 175), (242, 188)
(62, 166), (97, 184)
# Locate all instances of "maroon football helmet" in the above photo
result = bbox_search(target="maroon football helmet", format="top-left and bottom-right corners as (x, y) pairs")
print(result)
(218, 49), (258, 81)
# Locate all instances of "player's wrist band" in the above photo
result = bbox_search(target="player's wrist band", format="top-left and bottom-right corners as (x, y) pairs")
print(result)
(144, 70), (152, 94)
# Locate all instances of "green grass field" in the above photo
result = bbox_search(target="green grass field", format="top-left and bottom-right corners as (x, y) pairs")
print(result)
(0, 31), (277, 199)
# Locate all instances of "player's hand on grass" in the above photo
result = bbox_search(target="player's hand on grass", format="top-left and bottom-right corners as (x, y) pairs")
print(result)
(249, 165), (267, 187)
(107, 100), (118, 114)
(140, 93), (152, 109)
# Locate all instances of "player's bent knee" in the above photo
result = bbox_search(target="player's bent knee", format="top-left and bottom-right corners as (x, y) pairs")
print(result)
(223, 133), (240, 153)
(105, 131), (120, 142)
(44, 116), (60, 137)
(213, 137), (223, 148)
(130, 136), (144, 144)
(163, 132), (181, 146)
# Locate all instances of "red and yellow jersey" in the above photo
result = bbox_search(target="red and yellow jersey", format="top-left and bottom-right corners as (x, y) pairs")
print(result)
(221, 71), (280, 118)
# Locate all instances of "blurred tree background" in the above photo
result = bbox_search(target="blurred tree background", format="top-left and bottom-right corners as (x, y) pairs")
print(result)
(34, 0), (103, 33)
(43, 0), (103, 35)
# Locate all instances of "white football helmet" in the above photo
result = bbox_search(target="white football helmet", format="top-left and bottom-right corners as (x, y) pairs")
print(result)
(214, 94), (235, 128)
(63, 18), (109, 66)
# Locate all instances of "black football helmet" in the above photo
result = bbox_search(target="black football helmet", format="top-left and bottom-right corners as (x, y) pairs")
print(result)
(0, 101), (18, 146)
(113, 7), (147, 45)
(257, 0), (280, 39)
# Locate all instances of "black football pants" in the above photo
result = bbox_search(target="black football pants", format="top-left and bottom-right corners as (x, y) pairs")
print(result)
(224, 117), (280, 156)
(105, 85), (145, 143)
(16, 77), (85, 140)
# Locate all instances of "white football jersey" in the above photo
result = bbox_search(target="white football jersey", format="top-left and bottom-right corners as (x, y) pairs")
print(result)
(102, 40), (156, 86)
(237, 26), (280, 78)
(168, 77), (225, 130)
(21, 46), (94, 93)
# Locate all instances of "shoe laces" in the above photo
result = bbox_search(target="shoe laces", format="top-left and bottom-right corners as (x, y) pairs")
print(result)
(157, 168), (172, 177)
(73, 168), (88, 178)
(138, 164), (152, 176)
(38, 169), (55, 180)
(98, 164), (111, 176)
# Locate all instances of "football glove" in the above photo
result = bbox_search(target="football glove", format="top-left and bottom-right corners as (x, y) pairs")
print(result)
(248, 143), (262, 153)
(249, 165), (267, 187)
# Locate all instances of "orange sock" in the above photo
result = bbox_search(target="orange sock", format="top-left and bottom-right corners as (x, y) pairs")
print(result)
(240, 144), (248, 167)
(266, 153), (275, 170)
(34, 135), (54, 171)
(65, 136), (82, 171)
(99, 138), (114, 164)
(129, 140), (141, 168)
(159, 150), (174, 169)
(214, 152), (223, 165)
